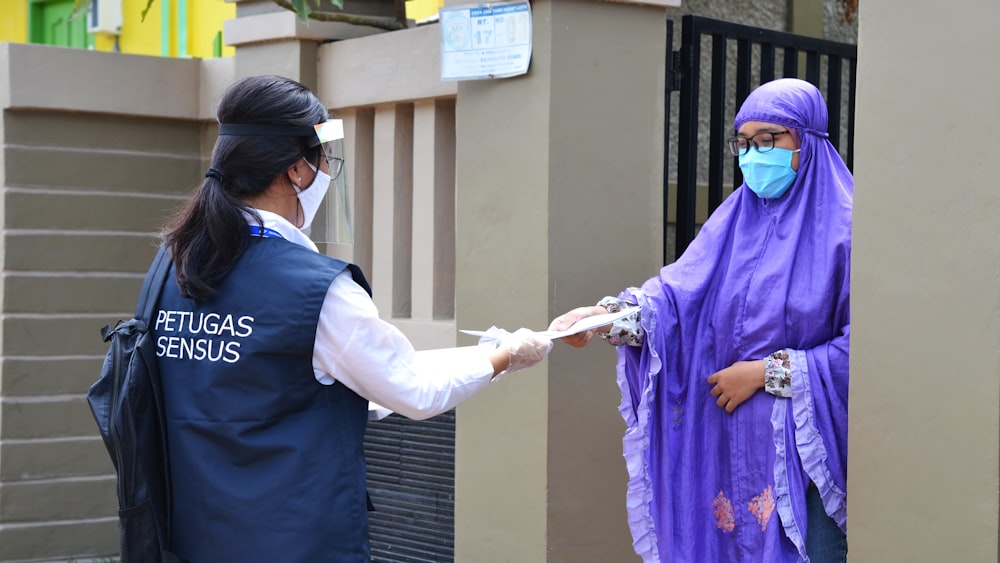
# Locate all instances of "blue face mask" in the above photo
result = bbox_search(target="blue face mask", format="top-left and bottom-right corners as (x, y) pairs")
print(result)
(739, 147), (799, 199)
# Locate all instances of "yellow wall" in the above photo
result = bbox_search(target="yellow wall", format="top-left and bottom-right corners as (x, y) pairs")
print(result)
(0, 0), (235, 58)
(0, 2), (28, 43)
(189, 0), (234, 58)
(118, 0), (167, 56)
(407, 0), (443, 22)
(1, 1), (443, 53)
(103, 0), (236, 57)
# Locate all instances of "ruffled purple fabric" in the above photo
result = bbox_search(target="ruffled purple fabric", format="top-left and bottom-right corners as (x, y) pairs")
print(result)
(616, 79), (852, 562)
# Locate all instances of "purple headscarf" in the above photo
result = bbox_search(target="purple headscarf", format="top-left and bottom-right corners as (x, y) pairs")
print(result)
(616, 79), (852, 562)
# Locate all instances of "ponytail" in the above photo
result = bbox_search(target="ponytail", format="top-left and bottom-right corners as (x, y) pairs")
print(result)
(161, 75), (328, 302)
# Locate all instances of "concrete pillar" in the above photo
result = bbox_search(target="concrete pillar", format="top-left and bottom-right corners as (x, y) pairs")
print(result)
(452, 1), (676, 561)
(849, 0), (1000, 561)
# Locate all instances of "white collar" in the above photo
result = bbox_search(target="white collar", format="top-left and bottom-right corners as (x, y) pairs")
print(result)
(250, 209), (319, 252)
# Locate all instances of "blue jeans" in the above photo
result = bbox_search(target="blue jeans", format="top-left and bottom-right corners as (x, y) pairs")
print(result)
(806, 485), (848, 563)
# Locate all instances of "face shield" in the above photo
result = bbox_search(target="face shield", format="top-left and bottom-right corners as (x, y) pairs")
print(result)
(307, 119), (354, 249)
(217, 118), (354, 251)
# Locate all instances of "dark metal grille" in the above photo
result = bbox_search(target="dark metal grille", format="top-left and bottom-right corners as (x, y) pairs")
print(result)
(364, 410), (456, 563)
(664, 15), (858, 263)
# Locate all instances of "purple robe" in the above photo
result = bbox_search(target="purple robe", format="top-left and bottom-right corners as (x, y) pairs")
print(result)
(617, 79), (852, 562)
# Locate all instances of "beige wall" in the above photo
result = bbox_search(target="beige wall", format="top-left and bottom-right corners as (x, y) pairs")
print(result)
(0, 43), (231, 561)
(849, 0), (1000, 561)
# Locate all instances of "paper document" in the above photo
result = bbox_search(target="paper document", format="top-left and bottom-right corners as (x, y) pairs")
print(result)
(440, 1), (532, 81)
(460, 307), (637, 340)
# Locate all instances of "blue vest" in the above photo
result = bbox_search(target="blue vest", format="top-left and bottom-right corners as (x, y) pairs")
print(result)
(156, 237), (371, 563)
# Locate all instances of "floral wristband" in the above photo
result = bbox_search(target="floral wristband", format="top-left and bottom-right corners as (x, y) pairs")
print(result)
(763, 349), (792, 398)
(595, 296), (644, 347)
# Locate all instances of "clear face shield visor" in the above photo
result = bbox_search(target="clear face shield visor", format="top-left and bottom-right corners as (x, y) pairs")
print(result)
(306, 119), (353, 248)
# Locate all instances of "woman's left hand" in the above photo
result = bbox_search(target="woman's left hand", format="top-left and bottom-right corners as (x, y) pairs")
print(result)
(707, 360), (765, 414)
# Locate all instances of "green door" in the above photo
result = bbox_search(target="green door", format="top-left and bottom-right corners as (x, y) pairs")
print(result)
(29, 0), (89, 49)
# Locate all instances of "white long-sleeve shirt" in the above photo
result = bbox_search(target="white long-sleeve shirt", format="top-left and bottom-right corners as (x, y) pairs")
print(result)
(251, 210), (495, 420)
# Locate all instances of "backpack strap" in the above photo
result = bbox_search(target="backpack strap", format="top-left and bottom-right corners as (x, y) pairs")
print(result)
(134, 246), (173, 324)
(130, 245), (183, 561)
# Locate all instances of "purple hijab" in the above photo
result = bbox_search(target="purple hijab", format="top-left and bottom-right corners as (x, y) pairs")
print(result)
(617, 79), (852, 562)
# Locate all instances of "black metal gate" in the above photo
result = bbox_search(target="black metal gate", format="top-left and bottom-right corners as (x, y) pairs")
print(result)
(664, 15), (858, 263)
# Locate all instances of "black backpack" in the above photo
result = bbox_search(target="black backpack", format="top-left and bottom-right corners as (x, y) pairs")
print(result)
(88, 246), (182, 563)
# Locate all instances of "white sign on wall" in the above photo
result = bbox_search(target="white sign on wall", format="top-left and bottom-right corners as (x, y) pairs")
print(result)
(439, 1), (532, 81)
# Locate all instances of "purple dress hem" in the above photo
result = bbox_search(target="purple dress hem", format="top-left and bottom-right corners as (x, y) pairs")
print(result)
(617, 289), (662, 563)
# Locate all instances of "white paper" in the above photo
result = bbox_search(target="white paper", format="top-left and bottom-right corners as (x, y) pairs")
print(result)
(460, 307), (637, 340)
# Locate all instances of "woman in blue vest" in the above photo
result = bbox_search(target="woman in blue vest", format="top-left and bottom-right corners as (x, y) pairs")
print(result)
(155, 75), (552, 563)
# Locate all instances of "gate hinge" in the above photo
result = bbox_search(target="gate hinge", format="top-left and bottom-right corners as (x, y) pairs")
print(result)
(666, 49), (684, 92)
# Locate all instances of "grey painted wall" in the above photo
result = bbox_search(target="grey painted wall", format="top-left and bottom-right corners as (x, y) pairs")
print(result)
(0, 43), (223, 561)
(849, 0), (1000, 560)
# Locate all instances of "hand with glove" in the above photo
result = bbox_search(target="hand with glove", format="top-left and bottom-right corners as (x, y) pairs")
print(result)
(477, 326), (553, 380)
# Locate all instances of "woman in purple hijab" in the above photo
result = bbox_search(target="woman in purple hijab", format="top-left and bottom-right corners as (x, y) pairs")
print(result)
(550, 78), (851, 562)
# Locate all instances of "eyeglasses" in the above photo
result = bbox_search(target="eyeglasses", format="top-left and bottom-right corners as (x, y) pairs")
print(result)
(319, 144), (345, 181)
(726, 130), (790, 157)
(325, 155), (345, 181)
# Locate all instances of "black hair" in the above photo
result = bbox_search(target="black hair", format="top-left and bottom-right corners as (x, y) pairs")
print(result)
(162, 75), (328, 302)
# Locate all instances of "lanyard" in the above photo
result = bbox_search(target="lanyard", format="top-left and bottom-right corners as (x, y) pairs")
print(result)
(249, 225), (284, 239)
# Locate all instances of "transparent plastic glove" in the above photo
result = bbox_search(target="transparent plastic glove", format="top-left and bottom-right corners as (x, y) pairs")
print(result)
(477, 326), (553, 379)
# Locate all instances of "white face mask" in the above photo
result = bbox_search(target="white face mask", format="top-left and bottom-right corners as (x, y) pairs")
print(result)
(296, 160), (331, 231)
